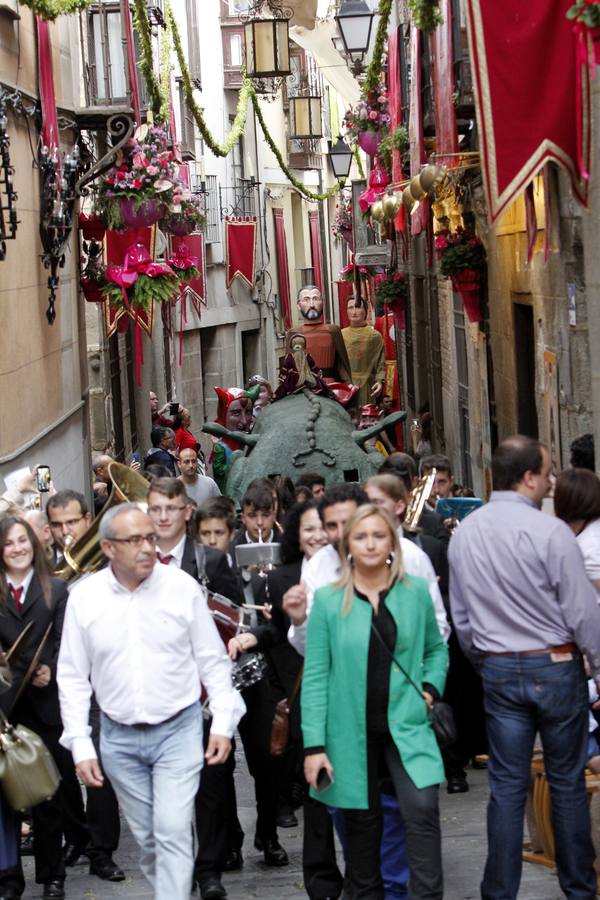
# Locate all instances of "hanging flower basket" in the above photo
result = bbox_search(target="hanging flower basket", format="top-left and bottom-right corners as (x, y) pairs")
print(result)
(119, 198), (166, 228)
(79, 213), (106, 242)
(357, 130), (382, 157)
(80, 276), (104, 303)
(375, 273), (408, 331)
(451, 269), (482, 323)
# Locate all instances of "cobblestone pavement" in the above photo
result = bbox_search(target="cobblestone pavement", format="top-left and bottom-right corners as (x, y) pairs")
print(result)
(22, 759), (563, 900)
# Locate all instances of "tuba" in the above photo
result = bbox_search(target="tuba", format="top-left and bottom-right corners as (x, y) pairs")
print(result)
(403, 468), (436, 533)
(54, 461), (149, 582)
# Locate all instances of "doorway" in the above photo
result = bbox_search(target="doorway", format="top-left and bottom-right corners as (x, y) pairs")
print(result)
(513, 301), (538, 438)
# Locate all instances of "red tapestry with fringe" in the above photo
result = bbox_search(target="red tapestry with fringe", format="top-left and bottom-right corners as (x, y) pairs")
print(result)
(433, 0), (459, 168)
(225, 217), (257, 289)
(466, 0), (590, 222)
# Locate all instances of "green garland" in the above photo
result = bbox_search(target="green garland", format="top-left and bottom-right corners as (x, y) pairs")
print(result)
(133, 0), (163, 120)
(17, 0), (92, 20)
(364, 0), (394, 93)
(354, 145), (365, 180)
(407, 0), (443, 32)
(158, 28), (173, 124)
(167, 0), (251, 157)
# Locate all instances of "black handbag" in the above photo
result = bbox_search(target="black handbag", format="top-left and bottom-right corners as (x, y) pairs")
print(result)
(370, 623), (457, 749)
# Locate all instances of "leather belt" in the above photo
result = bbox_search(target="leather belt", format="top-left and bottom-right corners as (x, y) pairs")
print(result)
(106, 708), (186, 730)
(482, 642), (577, 658)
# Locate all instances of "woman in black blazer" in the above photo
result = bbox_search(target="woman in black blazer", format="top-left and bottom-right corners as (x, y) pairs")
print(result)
(229, 499), (328, 824)
(0, 516), (88, 900)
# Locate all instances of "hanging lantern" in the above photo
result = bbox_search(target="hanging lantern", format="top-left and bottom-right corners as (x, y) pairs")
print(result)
(328, 137), (353, 180)
(334, 0), (374, 71)
(290, 94), (323, 139)
(244, 1), (292, 80)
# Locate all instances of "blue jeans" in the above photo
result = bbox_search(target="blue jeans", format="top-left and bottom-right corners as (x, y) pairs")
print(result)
(480, 653), (596, 900)
(100, 703), (204, 900)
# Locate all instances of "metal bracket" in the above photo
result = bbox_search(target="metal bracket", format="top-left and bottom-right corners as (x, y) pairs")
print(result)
(75, 112), (135, 197)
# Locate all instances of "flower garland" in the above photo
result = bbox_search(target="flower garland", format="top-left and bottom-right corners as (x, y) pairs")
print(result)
(158, 27), (174, 125)
(567, 0), (600, 27)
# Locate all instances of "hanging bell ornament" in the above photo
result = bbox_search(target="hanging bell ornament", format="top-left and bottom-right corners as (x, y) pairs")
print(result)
(370, 200), (385, 222)
(382, 191), (402, 220)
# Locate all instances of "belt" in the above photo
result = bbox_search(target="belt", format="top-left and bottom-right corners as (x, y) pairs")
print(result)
(482, 642), (577, 658)
(107, 707), (186, 730)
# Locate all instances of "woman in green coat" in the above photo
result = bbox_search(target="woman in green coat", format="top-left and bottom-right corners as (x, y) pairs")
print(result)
(301, 504), (448, 900)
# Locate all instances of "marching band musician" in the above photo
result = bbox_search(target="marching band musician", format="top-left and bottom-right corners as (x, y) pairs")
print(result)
(57, 504), (245, 900)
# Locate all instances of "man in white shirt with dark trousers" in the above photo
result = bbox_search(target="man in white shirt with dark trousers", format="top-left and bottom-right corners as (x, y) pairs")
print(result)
(57, 503), (245, 900)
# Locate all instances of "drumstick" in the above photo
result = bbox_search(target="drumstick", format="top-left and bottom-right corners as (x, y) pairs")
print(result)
(243, 603), (271, 611)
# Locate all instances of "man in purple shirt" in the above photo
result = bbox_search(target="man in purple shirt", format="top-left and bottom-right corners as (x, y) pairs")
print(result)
(449, 435), (600, 900)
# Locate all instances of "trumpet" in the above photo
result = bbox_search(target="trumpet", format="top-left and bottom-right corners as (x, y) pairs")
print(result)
(403, 468), (436, 533)
(54, 461), (150, 582)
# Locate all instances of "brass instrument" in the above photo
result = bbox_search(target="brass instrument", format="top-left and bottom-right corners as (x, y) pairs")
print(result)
(54, 461), (149, 582)
(403, 468), (436, 533)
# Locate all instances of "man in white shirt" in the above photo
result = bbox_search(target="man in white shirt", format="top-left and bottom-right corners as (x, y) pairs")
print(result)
(57, 503), (245, 900)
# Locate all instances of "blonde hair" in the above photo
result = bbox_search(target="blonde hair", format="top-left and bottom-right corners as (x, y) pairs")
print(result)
(335, 504), (404, 616)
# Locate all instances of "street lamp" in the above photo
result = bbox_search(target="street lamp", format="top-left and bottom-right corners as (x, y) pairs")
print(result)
(334, 0), (374, 69)
(244, 1), (292, 80)
(328, 137), (353, 180)
(290, 94), (323, 139)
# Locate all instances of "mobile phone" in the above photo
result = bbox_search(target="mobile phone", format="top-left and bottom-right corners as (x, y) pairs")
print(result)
(316, 767), (333, 792)
(36, 465), (51, 492)
(130, 452), (140, 464)
(170, 401), (180, 416)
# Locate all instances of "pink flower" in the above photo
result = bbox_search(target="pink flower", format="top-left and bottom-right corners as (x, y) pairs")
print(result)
(147, 165), (159, 176)
(369, 110), (379, 120)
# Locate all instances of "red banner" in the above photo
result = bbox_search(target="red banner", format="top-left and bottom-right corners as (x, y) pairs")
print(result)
(36, 18), (59, 155)
(433, 0), (459, 168)
(308, 210), (323, 293)
(102, 227), (156, 337)
(387, 28), (406, 234)
(225, 217), (257, 288)
(408, 26), (429, 236)
(171, 232), (206, 315)
(272, 209), (292, 329)
(466, 0), (590, 222)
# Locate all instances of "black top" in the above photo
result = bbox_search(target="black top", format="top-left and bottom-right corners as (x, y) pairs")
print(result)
(356, 588), (395, 738)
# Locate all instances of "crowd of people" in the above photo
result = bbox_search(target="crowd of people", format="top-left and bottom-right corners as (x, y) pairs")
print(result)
(0, 377), (600, 900)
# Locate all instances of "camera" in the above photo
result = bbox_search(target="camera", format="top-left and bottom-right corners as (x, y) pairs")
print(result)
(169, 401), (180, 416)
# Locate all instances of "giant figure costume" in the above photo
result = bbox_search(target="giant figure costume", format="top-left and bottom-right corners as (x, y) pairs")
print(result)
(342, 297), (385, 406)
(210, 386), (259, 491)
(288, 285), (352, 384)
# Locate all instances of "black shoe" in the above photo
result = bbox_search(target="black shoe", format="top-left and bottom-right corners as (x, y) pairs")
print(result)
(276, 805), (298, 828)
(20, 833), (33, 856)
(89, 853), (125, 882)
(199, 877), (227, 899)
(62, 842), (88, 866)
(254, 837), (289, 867)
(222, 848), (243, 872)
(446, 775), (469, 794)
(42, 881), (65, 900)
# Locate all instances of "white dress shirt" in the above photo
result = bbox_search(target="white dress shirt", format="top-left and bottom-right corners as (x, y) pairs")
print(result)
(288, 539), (450, 656)
(58, 563), (245, 764)
(7, 569), (34, 602)
(156, 533), (186, 567)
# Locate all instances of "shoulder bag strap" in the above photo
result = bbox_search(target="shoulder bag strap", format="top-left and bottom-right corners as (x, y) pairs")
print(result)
(370, 621), (424, 703)
(193, 542), (209, 588)
(287, 664), (304, 709)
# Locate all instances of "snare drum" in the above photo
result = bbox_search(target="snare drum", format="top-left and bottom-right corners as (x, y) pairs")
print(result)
(207, 593), (267, 692)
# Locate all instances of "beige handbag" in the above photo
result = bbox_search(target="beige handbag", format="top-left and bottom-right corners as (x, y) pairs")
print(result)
(0, 712), (61, 812)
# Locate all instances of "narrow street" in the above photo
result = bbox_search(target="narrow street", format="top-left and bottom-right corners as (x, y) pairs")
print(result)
(22, 761), (561, 900)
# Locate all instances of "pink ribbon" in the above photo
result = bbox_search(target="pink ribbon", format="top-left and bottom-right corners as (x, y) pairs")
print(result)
(166, 243), (199, 368)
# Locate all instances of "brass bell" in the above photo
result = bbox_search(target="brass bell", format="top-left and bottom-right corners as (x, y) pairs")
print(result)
(370, 200), (385, 222)
(382, 191), (401, 220)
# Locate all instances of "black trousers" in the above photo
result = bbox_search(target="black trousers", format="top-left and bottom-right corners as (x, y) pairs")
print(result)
(303, 796), (344, 900)
(342, 739), (442, 900)
(442, 632), (487, 778)
(237, 680), (282, 841)
(84, 697), (121, 858)
(194, 726), (243, 884)
(14, 706), (88, 885)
